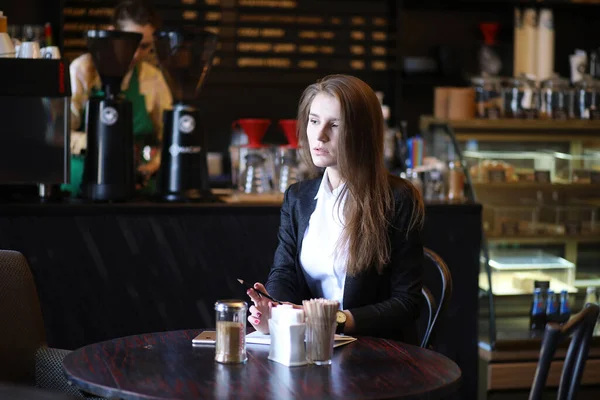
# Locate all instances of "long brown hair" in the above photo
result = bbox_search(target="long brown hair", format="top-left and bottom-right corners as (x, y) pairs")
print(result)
(297, 74), (424, 276)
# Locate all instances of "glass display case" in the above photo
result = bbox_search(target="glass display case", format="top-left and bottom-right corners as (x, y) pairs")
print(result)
(464, 150), (554, 183)
(539, 205), (599, 235)
(483, 205), (540, 236)
(552, 151), (600, 184)
(478, 249), (577, 296)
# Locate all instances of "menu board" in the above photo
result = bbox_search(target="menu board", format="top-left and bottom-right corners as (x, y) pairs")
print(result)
(62, 0), (395, 78)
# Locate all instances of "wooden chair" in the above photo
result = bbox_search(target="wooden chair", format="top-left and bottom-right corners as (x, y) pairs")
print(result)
(420, 247), (453, 349)
(529, 303), (600, 400)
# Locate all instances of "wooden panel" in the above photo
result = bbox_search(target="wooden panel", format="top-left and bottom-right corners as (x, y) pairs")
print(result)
(487, 359), (600, 390)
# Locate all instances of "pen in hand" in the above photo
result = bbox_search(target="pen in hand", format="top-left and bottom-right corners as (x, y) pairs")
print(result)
(237, 278), (283, 304)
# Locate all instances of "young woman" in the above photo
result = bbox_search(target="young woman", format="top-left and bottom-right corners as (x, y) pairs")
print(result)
(65, 0), (172, 195)
(247, 74), (425, 343)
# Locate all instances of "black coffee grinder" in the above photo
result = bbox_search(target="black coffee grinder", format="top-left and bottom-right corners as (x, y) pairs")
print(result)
(81, 30), (142, 201)
(154, 28), (218, 201)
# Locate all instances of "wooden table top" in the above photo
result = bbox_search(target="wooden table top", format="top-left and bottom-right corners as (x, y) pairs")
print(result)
(62, 329), (461, 400)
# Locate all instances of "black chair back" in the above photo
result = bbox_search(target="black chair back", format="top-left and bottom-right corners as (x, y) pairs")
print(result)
(420, 248), (453, 349)
(0, 250), (46, 384)
(529, 303), (600, 400)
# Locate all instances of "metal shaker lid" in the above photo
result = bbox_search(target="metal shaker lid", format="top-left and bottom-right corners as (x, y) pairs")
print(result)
(215, 299), (247, 312)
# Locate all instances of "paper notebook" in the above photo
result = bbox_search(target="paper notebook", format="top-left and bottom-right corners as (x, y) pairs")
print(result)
(246, 331), (357, 348)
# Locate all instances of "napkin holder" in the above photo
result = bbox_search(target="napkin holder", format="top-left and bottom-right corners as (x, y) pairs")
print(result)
(268, 305), (307, 367)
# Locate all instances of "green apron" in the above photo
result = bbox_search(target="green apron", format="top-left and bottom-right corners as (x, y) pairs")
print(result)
(63, 66), (156, 196)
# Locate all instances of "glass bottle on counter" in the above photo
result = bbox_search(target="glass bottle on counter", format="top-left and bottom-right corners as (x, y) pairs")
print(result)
(584, 286), (598, 306)
(402, 169), (423, 195)
(558, 290), (571, 324)
(530, 288), (546, 331)
(546, 290), (559, 324)
(447, 160), (465, 202)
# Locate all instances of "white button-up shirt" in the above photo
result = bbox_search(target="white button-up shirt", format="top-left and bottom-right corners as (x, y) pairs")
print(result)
(299, 169), (348, 309)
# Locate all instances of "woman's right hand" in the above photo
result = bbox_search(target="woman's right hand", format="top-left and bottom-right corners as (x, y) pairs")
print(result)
(246, 282), (276, 334)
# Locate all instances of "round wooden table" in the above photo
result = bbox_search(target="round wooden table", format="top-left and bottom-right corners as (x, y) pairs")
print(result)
(62, 329), (461, 400)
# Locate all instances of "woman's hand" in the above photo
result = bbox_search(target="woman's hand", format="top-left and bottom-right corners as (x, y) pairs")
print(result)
(246, 282), (276, 334)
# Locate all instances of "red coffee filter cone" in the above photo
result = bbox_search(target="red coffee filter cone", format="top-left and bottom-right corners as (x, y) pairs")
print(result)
(234, 119), (271, 148)
(480, 22), (499, 46)
(279, 119), (298, 148)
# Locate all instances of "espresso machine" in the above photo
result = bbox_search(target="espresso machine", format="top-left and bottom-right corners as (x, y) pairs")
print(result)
(0, 58), (70, 201)
(81, 30), (142, 201)
(154, 28), (218, 201)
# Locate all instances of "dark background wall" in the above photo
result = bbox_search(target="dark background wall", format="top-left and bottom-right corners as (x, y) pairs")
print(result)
(5, 0), (600, 165)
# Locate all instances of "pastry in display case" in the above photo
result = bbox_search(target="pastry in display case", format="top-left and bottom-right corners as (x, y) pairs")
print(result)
(552, 151), (600, 184)
(539, 204), (599, 235)
(464, 150), (554, 183)
(483, 205), (540, 236)
(479, 249), (577, 296)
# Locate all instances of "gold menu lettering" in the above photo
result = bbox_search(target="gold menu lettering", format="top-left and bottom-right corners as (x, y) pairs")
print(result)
(350, 45), (365, 55)
(237, 28), (260, 37)
(205, 12), (222, 21)
(88, 8), (113, 17)
(238, 0), (297, 8)
(183, 10), (199, 20)
(261, 28), (285, 37)
(63, 23), (111, 32)
(371, 46), (386, 56)
(239, 15), (295, 23)
(350, 60), (365, 70)
(299, 31), (318, 39)
(237, 42), (272, 52)
(372, 31), (386, 41)
(299, 45), (318, 54)
(273, 43), (296, 53)
(350, 31), (365, 40)
(298, 60), (317, 69)
(64, 8), (86, 17)
(373, 17), (387, 26)
(372, 61), (387, 70)
(236, 27), (283, 38)
(64, 0), (394, 75)
(237, 57), (291, 68)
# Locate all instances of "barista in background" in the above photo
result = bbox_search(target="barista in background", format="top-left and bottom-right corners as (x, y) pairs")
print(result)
(64, 0), (172, 195)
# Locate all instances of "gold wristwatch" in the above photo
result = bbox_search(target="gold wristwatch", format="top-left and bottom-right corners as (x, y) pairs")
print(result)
(336, 310), (347, 334)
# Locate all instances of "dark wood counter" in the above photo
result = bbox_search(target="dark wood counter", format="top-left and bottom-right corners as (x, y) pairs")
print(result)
(0, 199), (481, 399)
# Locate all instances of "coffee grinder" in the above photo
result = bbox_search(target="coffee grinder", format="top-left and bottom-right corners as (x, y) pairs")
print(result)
(81, 30), (142, 201)
(154, 28), (218, 201)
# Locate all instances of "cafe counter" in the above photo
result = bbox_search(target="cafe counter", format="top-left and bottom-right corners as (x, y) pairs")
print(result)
(0, 196), (482, 399)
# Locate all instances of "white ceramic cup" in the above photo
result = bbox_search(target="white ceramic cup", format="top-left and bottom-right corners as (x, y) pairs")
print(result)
(17, 41), (41, 59)
(0, 32), (16, 58)
(41, 46), (61, 59)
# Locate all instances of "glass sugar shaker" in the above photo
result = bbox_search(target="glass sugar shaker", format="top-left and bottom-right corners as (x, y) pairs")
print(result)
(214, 300), (248, 364)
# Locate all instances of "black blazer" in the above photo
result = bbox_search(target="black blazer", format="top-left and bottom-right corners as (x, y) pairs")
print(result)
(265, 177), (424, 344)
